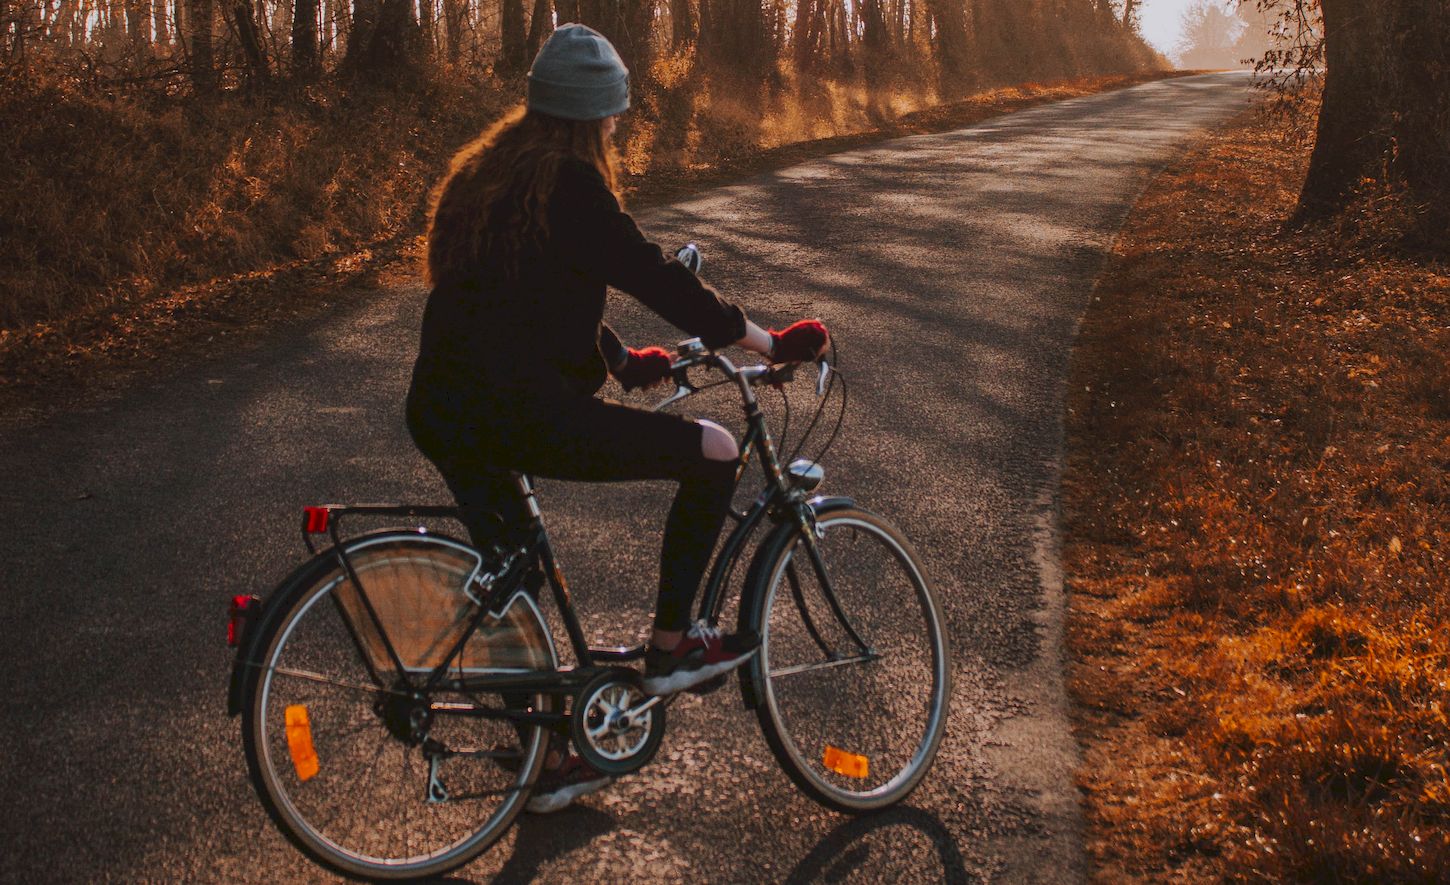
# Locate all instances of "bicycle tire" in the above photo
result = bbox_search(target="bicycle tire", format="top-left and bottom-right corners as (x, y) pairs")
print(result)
(742, 504), (950, 813)
(239, 532), (556, 880)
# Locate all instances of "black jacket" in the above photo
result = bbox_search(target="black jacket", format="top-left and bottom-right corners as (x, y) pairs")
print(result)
(407, 157), (746, 434)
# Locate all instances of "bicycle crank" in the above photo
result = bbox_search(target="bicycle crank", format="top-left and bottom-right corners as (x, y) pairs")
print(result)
(570, 667), (667, 776)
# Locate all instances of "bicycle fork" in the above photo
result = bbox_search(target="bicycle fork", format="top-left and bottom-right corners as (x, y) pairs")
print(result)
(788, 509), (877, 666)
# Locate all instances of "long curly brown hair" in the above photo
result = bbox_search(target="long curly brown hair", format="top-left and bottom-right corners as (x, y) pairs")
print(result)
(426, 106), (620, 287)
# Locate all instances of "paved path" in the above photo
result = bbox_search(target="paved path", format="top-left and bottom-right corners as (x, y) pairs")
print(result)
(0, 73), (1250, 882)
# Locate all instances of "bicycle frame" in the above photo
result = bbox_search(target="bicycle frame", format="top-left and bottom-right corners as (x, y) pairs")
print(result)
(260, 349), (855, 730)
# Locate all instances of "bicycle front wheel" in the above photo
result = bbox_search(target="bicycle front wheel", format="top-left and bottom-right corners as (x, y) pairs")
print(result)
(746, 505), (950, 813)
(239, 533), (555, 880)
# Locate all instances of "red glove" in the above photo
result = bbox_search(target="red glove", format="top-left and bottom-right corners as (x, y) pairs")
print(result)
(613, 346), (673, 391)
(769, 319), (829, 364)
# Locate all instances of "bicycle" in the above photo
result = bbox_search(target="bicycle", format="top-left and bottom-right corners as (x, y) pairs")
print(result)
(227, 275), (951, 880)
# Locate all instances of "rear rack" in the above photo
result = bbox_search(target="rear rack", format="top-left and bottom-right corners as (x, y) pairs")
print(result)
(301, 503), (462, 555)
(299, 503), (649, 666)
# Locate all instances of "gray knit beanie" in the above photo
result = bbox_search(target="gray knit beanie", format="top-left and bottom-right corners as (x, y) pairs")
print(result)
(527, 24), (630, 121)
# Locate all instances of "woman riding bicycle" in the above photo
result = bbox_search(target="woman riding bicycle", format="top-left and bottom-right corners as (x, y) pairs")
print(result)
(406, 23), (829, 811)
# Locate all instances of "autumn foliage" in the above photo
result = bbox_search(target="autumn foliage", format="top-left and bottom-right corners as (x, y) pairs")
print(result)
(1067, 101), (1450, 881)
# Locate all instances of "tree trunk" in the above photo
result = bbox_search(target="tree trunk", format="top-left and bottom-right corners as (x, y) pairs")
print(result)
(343, 0), (377, 68)
(1386, 0), (1450, 241)
(831, 0), (849, 72)
(186, 0), (216, 91)
(1297, 0), (1386, 218)
(367, 0), (419, 72)
(859, 0), (886, 81)
(442, 0), (461, 61)
(101, 0), (126, 52)
(153, 0), (170, 47)
(701, 0), (764, 68)
(292, 0), (318, 72)
(339, 0), (418, 76)
(229, 0), (271, 85)
(555, 0), (577, 22)
(10, 0), (26, 60)
(526, 0), (551, 57)
(926, 0), (971, 91)
(173, 0), (186, 54)
(625, 0), (655, 72)
(331, 0), (349, 56)
(572, 0), (650, 74)
(792, 0), (814, 67)
(500, 0), (526, 70)
(418, 0), (433, 62)
(671, 0), (693, 47)
(127, 0), (151, 52)
(860, 0), (885, 49)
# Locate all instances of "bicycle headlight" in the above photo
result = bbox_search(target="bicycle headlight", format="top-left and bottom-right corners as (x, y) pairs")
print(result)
(787, 459), (825, 491)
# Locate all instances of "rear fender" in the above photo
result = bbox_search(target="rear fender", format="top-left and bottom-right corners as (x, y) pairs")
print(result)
(227, 527), (481, 716)
(226, 550), (336, 717)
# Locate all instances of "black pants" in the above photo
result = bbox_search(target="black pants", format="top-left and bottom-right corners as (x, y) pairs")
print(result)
(412, 396), (737, 631)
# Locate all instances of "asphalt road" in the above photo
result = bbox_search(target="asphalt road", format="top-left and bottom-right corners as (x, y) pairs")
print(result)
(0, 72), (1251, 883)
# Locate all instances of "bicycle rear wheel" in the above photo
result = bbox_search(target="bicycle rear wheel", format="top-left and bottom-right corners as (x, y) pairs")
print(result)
(745, 505), (950, 813)
(239, 533), (556, 880)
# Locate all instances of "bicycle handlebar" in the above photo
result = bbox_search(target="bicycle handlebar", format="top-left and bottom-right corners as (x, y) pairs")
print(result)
(652, 337), (831, 412)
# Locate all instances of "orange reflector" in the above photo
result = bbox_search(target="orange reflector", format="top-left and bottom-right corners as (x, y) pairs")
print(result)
(823, 745), (869, 779)
(285, 705), (320, 782)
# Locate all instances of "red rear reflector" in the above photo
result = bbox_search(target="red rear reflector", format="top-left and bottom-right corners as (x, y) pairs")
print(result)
(304, 506), (330, 533)
(228, 594), (259, 647)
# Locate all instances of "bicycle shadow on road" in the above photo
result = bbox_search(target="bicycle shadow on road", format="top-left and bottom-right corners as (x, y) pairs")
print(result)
(406, 805), (616, 884)
(425, 803), (969, 883)
(782, 805), (973, 884)
(486, 806), (617, 884)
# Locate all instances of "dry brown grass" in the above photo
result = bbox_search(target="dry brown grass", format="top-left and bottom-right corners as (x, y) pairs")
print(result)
(1065, 101), (1450, 882)
(0, 73), (507, 330)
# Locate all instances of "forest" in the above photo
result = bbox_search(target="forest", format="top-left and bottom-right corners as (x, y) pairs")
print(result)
(0, 0), (1161, 332)
(1, 0), (1159, 92)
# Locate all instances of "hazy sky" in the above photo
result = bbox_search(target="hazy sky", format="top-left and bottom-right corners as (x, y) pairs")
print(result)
(1138, 0), (1218, 56)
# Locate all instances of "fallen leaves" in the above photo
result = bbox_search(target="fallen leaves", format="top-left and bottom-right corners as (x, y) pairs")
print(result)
(1066, 99), (1450, 882)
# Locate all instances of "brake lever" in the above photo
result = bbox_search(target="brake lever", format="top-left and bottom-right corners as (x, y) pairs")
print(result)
(653, 384), (695, 412)
(815, 360), (831, 398)
(653, 364), (698, 412)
